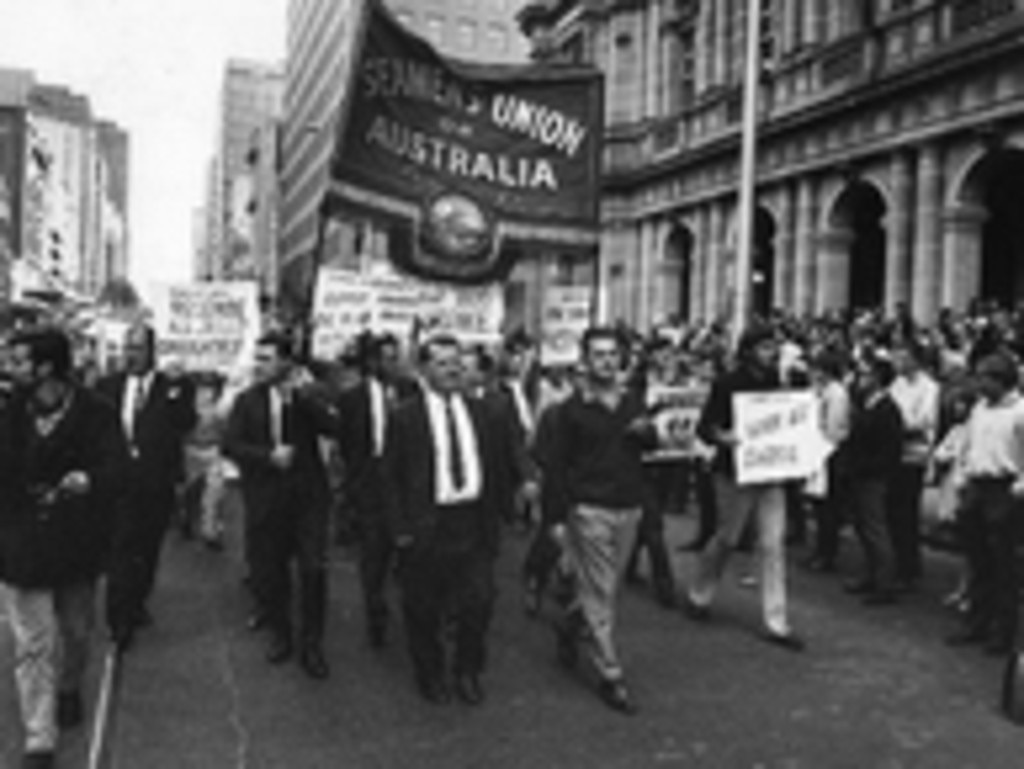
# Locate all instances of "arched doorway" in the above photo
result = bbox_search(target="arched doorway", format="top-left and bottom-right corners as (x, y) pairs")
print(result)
(752, 207), (776, 317)
(829, 181), (887, 311)
(960, 149), (1024, 309)
(663, 224), (694, 321)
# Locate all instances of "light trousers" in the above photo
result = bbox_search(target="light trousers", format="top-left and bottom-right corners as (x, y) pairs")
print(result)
(4, 580), (96, 752)
(563, 504), (641, 682)
(688, 476), (791, 636)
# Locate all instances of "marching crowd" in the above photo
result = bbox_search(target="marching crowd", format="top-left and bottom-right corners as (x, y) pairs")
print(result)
(2, 300), (1024, 768)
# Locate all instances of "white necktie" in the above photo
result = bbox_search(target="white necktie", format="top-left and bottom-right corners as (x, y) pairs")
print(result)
(369, 379), (386, 457)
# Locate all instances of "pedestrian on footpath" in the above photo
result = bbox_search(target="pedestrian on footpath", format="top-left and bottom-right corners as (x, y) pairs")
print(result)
(335, 333), (417, 649)
(0, 328), (129, 769)
(842, 352), (905, 606)
(95, 324), (197, 650)
(945, 353), (1024, 656)
(543, 327), (657, 714)
(684, 324), (806, 652)
(223, 331), (340, 680)
(888, 341), (940, 590)
(381, 334), (510, 706)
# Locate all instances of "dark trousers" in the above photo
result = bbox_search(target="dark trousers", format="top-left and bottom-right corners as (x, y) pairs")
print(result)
(690, 460), (718, 548)
(522, 526), (561, 592)
(626, 463), (677, 598)
(888, 463), (926, 582)
(959, 479), (1020, 645)
(249, 489), (329, 644)
(850, 477), (894, 590)
(359, 513), (395, 635)
(401, 544), (495, 685)
(812, 459), (849, 564)
(107, 487), (175, 631)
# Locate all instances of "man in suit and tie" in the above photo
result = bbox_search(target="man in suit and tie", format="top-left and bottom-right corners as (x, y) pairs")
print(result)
(336, 333), (417, 649)
(97, 324), (196, 650)
(381, 334), (509, 706)
(223, 331), (339, 679)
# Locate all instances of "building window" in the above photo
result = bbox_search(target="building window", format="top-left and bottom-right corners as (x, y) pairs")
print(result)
(426, 14), (444, 46)
(760, 0), (778, 71)
(560, 34), (584, 64)
(663, 27), (695, 113)
(487, 24), (509, 54)
(457, 19), (477, 50)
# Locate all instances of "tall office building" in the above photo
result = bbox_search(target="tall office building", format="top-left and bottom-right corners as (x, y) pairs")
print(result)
(279, 0), (532, 315)
(521, 0), (1024, 327)
(207, 59), (284, 284)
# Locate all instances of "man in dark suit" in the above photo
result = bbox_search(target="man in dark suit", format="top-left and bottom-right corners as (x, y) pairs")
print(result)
(223, 331), (339, 679)
(96, 324), (196, 650)
(336, 333), (417, 648)
(381, 334), (510, 706)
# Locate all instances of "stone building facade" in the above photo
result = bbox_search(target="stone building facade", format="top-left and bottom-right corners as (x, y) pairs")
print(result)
(520, 0), (1024, 327)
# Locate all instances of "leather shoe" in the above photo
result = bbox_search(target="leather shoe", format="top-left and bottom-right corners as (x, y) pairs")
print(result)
(453, 674), (485, 705)
(247, 611), (267, 632)
(417, 678), (451, 705)
(760, 630), (806, 653)
(111, 624), (135, 652)
(300, 643), (330, 679)
(266, 634), (293, 665)
(598, 679), (638, 715)
(57, 689), (84, 729)
(21, 751), (55, 769)
(683, 596), (711, 622)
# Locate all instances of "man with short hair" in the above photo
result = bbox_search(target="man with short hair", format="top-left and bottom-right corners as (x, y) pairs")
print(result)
(96, 324), (196, 649)
(381, 334), (509, 706)
(1, 328), (129, 769)
(543, 327), (657, 714)
(223, 331), (340, 679)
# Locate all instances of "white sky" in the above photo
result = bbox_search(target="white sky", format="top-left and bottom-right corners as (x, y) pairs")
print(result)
(0, 0), (288, 297)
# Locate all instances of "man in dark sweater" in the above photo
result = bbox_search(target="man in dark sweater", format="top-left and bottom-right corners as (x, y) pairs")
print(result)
(843, 352), (905, 604)
(544, 327), (657, 714)
(684, 324), (805, 651)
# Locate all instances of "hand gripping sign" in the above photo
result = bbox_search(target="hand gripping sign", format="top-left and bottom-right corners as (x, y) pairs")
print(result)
(733, 390), (833, 486)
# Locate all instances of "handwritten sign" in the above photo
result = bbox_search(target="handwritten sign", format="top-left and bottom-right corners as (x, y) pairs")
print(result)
(734, 390), (831, 486)
(540, 286), (591, 366)
(645, 382), (708, 461)
(151, 282), (259, 374)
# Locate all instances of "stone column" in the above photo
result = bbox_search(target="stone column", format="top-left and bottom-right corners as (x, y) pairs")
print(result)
(885, 151), (914, 314)
(774, 182), (797, 310)
(941, 204), (986, 312)
(705, 201), (724, 320)
(645, 0), (663, 120)
(793, 175), (818, 315)
(783, 0), (801, 54)
(804, 0), (822, 46)
(691, 208), (708, 322)
(696, 0), (715, 94)
(911, 144), (944, 324)
(815, 228), (853, 314)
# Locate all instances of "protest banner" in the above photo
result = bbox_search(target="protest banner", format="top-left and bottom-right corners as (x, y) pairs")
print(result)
(151, 282), (259, 373)
(326, 0), (603, 285)
(645, 382), (709, 461)
(312, 269), (375, 359)
(733, 390), (832, 486)
(540, 286), (591, 366)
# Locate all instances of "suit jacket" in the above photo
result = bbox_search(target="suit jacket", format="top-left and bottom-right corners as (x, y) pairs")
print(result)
(380, 389), (505, 556)
(95, 370), (197, 497)
(0, 387), (130, 588)
(222, 382), (337, 526)
(336, 376), (418, 513)
(846, 393), (905, 481)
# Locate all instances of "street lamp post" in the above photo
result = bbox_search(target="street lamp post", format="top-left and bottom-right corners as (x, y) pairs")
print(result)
(732, 0), (764, 344)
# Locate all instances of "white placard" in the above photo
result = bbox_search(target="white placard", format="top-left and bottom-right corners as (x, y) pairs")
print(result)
(733, 390), (832, 486)
(540, 286), (592, 366)
(151, 282), (260, 374)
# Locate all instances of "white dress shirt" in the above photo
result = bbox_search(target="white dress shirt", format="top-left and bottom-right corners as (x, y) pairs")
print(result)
(122, 372), (154, 445)
(424, 390), (482, 506)
(890, 372), (939, 465)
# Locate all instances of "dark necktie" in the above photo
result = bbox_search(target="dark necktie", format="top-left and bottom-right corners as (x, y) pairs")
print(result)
(130, 377), (147, 442)
(445, 396), (465, 490)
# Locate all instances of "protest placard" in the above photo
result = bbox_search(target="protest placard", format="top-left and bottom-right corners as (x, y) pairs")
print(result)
(733, 390), (832, 486)
(645, 382), (709, 461)
(151, 282), (259, 374)
(540, 286), (591, 366)
(312, 269), (375, 360)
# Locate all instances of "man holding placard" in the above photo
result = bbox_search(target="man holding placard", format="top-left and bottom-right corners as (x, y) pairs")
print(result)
(684, 325), (806, 652)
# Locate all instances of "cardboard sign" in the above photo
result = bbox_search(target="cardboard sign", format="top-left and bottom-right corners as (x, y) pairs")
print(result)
(645, 382), (708, 461)
(540, 286), (591, 366)
(733, 390), (832, 486)
(151, 282), (259, 374)
(312, 270), (376, 360)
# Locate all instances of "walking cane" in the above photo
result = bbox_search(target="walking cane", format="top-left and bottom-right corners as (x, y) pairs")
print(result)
(87, 643), (123, 769)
